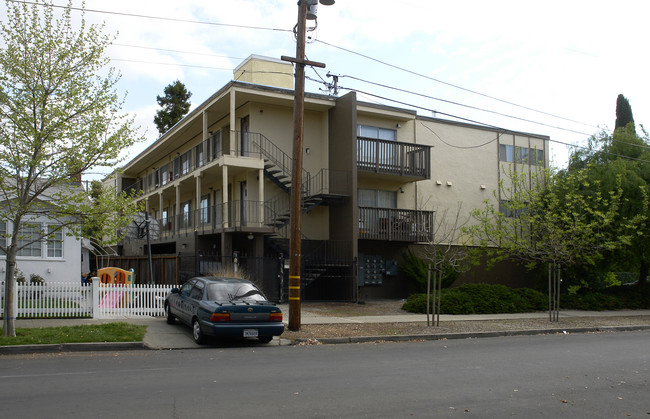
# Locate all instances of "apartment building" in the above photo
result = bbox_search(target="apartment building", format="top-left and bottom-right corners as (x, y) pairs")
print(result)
(111, 55), (549, 301)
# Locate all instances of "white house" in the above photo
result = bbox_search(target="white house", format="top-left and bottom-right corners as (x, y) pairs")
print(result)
(1, 182), (86, 284)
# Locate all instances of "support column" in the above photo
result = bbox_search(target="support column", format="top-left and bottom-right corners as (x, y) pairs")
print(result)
(222, 166), (229, 228)
(196, 174), (202, 208)
(230, 90), (236, 156)
(175, 185), (181, 233)
(258, 168), (264, 227)
(202, 110), (208, 141)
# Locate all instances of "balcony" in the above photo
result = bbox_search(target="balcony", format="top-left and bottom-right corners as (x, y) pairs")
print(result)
(358, 207), (433, 242)
(152, 200), (274, 239)
(357, 137), (431, 179)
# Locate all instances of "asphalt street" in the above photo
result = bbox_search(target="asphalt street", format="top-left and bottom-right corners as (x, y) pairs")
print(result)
(1, 331), (648, 418)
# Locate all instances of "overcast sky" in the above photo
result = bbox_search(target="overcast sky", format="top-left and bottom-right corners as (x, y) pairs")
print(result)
(8, 0), (650, 176)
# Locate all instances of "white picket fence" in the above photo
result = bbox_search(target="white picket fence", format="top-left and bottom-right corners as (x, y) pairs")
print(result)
(0, 281), (175, 319)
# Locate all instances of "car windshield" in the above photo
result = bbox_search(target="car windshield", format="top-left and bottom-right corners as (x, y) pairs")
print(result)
(206, 283), (266, 302)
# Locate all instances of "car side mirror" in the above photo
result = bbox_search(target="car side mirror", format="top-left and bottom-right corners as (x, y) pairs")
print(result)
(170, 288), (180, 294)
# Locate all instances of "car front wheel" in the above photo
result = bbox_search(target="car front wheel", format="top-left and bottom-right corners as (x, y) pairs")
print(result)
(192, 318), (205, 344)
(165, 304), (175, 324)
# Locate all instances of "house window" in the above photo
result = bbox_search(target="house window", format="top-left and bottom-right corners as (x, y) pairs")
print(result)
(17, 223), (42, 257)
(47, 225), (63, 258)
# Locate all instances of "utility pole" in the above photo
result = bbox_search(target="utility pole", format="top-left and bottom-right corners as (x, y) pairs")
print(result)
(281, 0), (333, 331)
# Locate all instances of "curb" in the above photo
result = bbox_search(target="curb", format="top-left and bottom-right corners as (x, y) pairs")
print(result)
(0, 341), (145, 355)
(290, 325), (650, 345)
(2, 325), (650, 354)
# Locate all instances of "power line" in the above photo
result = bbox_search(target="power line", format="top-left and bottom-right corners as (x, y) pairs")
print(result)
(16, 1), (647, 157)
(335, 74), (595, 137)
(325, 72), (650, 153)
(315, 38), (601, 132)
(111, 43), (245, 61)
(112, 58), (232, 71)
(419, 122), (500, 149)
(341, 87), (650, 165)
(9, 0), (292, 33)
(15, 1), (607, 139)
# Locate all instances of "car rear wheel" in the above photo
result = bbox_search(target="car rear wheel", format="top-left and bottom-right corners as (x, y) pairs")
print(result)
(258, 336), (273, 344)
(192, 318), (205, 344)
(165, 304), (175, 324)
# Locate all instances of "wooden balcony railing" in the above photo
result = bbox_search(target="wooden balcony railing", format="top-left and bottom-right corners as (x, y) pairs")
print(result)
(358, 207), (433, 242)
(357, 137), (431, 179)
(152, 200), (273, 239)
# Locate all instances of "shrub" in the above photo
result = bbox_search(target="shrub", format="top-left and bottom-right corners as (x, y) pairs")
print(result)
(561, 293), (624, 311)
(30, 274), (45, 284)
(402, 283), (547, 314)
(563, 284), (650, 310)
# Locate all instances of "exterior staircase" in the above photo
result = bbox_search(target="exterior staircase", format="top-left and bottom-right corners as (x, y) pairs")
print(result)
(254, 132), (354, 301)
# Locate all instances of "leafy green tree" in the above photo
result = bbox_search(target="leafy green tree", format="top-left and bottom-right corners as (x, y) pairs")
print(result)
(615, 94), (635, 132)
(569, 125), (650, 287)
(153, 80), (192, 135)
(464, 167), (641, 320)
(0, 1), (142, 337)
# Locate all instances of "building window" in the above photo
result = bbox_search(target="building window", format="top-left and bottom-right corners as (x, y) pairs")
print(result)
(515, 146), (529, 164)
(181, 150), (192, 175)
(161, 164), (170, 185)
(47, 225), (63, 258)
(357, 125), (397, 169)
(211, 131), (222, 159)
(358, 125), (396, 141)
(200, 194), (210, 224)
(499, 200), (527, 218)
(501, 144), (545, 165)
(358, 188), (397, 208)
(182, 201), (192, 228)
(499, 144), (514, 162)
(195, 143), (204, 168)
(17, 223), (42, 257)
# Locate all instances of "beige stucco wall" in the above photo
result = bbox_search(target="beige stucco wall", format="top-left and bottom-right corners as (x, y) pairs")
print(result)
(233, 55), (293, 89)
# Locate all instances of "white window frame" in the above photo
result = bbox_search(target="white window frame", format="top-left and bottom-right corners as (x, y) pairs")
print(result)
(46, 225), (64, 258)
(17, 223), (43, 257)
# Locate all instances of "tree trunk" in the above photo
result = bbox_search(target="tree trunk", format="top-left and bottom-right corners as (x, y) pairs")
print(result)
(2, 245), (18, 337)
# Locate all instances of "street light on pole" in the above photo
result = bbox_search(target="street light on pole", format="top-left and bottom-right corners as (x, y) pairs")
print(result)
(282, 0), (334, 331)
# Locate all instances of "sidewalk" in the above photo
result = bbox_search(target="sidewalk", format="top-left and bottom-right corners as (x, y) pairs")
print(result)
(3, 307), (650, 354)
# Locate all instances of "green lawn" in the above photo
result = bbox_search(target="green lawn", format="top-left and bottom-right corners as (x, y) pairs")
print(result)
(0, 323), (147, 346)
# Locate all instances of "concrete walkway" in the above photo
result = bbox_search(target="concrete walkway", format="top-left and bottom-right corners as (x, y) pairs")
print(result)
(4, 307), (650, 353)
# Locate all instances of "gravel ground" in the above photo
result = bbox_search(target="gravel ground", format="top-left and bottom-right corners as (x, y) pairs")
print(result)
(281, 301), (650, 341)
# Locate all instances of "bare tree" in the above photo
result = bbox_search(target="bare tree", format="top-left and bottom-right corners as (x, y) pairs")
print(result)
(420, 202), (470, 326)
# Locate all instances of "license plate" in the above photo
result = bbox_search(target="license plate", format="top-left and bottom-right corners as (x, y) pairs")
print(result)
(243, 329), (258, 338)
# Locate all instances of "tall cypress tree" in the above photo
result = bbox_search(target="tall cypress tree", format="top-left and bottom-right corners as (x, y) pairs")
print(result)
(154, 80), (192, 135)
(615, 94), (635, 133)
